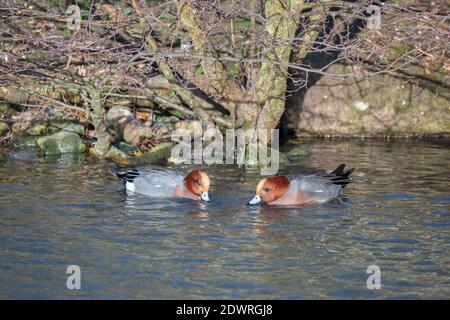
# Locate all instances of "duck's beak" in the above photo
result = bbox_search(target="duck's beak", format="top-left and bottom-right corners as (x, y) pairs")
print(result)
(247, 195), (262, 205)
(200, 191), (210, 202)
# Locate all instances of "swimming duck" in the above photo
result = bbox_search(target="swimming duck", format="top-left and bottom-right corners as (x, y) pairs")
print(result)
(248, 164), (354, 206)
(114, 168), (210, 202)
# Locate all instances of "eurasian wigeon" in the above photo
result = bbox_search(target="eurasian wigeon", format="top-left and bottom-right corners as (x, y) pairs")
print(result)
(115, 168), (210, 202)
(248, 164), (354, 206)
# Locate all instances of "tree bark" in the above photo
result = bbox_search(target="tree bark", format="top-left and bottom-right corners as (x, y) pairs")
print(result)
(88, 85), (111, 156)
(255, 0), (304, 136)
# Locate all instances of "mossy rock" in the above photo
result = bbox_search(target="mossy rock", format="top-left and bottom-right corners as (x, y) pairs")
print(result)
(105, 146), (131, 165)
(140, 142), (175, 164)
(26, 124), (49, 136)
(117, 141), (138, 155)
(49, 120), (85, 135)
(288, 62), (450, 137)
(0, 121), (10, 136)
(8, 135), (39, 148)
(37, 131), (86, 155)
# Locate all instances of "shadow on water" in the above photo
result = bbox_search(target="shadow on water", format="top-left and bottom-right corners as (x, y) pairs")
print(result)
(0, 140), (449, 299)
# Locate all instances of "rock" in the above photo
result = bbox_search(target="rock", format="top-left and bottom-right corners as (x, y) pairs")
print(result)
(49, 120), (85, 135)
(117, 141), (138, 155)
(106, 105), (153, 145)
(0, 121), (9, 136)
(26, 123), (49, 136)
(8, 135), (38, 148)
(106, 105), (133, 141)
(37, 131), (86, 155)
(105, 145), (131, 165)
(11, 120), (30, 134)
(106, 105), (134, 124)
(153, 122), (173, 136)
(140, 142), (175, 164)
(286, 63), (450, 137)
(122, 122), (153, 146)
(286, 147), (310, 160)
(11, 110), (46, 134)
(18, 119), (84, 137)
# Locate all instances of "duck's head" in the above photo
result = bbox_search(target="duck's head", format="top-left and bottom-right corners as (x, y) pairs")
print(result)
(184, 170), (210, 202)
(248, 176), (290, 205)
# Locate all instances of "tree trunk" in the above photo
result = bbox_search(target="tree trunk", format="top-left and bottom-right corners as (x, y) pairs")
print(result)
(88, 85), (111, 156)
(254, 0), (304, 137)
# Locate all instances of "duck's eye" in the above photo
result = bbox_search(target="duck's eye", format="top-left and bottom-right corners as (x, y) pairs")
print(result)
(263, 187), (270, 192)
(195, 179), (202, 186)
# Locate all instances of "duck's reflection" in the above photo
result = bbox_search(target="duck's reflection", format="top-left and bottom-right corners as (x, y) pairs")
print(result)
(249, 203), (308, 216)
(123, 190), (211, 214)
(186, 211), (209, 218)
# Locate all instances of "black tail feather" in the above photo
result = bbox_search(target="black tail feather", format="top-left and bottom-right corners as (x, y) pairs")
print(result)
(344, 167), (355, 177)
(331, 164), (346, 175)
(114, 169), (140, 184)
(331, 164), (354, 177)
(330, 164), (354, 188)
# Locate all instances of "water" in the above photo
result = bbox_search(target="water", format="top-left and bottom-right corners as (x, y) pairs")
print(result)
(0, 140), (449, 299)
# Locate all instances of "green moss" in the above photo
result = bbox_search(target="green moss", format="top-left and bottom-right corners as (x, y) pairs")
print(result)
(57, 28), (72, 37)
(0, 121), (9, 136)
(389, 42), (412, 60)
(37, 131), (86, 155)
(123, 7), (133, 16)
(233, 18), (251, 29)
(240, 120), (254, 130)
(160, 14), (176, 23)
(227, 63), (239, 77)
(195, 66), (204, 75)
(27, 124), (49, 136)
(431, 65), (449, 82)
(44, 84), (54, 95)
(169, 110), (183, 118)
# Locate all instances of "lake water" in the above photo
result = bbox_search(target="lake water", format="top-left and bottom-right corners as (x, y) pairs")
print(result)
(0, 140), (449, 299)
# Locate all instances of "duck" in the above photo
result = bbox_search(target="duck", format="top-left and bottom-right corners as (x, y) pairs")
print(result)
(248, 164), (354, 206)
(114, 168), (210, 202)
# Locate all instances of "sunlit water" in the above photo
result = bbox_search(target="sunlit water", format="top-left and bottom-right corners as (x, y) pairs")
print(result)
(0, 140), (449, 299)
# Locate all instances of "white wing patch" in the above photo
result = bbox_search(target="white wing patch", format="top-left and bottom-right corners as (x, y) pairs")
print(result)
(125, 181), (135, 192)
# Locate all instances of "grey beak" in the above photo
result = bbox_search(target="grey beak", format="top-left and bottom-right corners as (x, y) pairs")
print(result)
(247, 195), (262, 205)
(200, 191), (210, 202)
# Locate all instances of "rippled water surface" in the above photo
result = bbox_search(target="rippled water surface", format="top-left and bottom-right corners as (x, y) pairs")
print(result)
(0, 140), (449, 299)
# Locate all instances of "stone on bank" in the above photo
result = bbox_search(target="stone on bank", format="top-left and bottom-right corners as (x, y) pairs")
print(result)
(37, 131), (86, 155)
